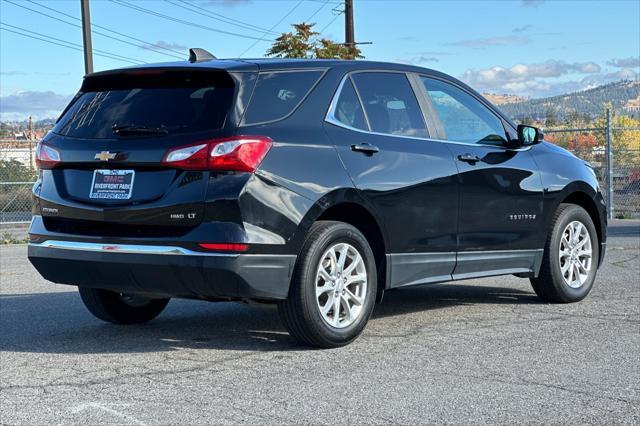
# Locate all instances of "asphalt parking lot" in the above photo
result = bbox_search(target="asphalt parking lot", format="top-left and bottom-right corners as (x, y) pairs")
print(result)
(1, 221), (638, 424)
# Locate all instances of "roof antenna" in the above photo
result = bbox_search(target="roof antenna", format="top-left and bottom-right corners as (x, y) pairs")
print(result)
(188, 48), (216, 63)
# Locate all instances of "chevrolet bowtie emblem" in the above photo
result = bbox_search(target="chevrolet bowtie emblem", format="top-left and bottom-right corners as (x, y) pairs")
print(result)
(95, 151), (117, 161)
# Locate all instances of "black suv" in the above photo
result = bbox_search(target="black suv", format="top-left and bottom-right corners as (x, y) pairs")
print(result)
(28, 52), (607, 348)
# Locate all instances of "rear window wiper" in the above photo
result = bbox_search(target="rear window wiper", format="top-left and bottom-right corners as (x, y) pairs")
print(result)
(112, 124), (169, 136)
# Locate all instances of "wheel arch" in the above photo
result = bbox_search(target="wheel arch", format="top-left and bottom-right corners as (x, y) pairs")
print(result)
(554, 186), (607, 267)
(561, 192), (602, 239)
(292, 189), (389, 299)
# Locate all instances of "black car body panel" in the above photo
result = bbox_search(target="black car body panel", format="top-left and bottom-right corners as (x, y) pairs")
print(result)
(28, 58), (607, 301)
(531, 141), (608, 265)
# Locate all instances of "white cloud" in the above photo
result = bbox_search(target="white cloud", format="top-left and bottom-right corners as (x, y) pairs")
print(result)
(396, 55), (440, 66)
(607, 57), (640, 68)
(416, 56), (439, 64)
(463, 60), (601, 87)
(460, 60), (632, 97)
(141, 41), (187, 52)
(512, 24), (533, 33)
(0, 91), (74, 120)
(448, 36), (530, 49)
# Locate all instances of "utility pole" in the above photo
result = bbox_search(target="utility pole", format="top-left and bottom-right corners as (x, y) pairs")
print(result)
(80, 0), (93, 75)
(344, 0), (354, 47)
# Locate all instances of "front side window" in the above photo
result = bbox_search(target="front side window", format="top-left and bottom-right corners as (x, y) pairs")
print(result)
(332, 78), (368, 131)
(351, 72), (427, 138)
(420, 77), (507, 145)
(242, 70), (324, 125)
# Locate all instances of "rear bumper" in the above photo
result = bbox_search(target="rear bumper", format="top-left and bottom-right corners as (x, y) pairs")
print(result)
(28, 240), (296, 300)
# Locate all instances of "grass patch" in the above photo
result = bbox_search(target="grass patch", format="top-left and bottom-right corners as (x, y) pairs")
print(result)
(2, 232), (28, 245)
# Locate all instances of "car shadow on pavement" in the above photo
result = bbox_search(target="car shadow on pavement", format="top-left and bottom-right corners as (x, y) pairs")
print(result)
(0, 284), (539, 354)
(373, 283), (540, 319)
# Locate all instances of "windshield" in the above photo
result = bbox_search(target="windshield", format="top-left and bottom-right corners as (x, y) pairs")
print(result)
(53, 70), (235, 139)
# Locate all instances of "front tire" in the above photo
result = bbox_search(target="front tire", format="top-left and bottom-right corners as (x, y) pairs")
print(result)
(278, 221), (377, 348)
(78, 287), (170, 324)
(531, 203), (599, 303)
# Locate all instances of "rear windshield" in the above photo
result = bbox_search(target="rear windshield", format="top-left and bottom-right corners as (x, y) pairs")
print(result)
(241, 70), (324, 125)
(53, 70), (235, 139)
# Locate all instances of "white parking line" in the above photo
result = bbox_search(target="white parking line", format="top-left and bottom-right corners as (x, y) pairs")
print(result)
(71, 403), (147, 425)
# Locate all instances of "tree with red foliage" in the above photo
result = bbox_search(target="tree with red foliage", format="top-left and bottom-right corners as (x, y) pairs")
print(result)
(567, 133), (598, 150)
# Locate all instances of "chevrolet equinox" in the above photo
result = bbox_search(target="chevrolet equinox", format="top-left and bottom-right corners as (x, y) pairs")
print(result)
(28, 50), (607, 348)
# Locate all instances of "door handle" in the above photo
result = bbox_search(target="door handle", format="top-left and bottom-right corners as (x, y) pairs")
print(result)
(457, 153), (481, 164)
(350, 143), (380, 155)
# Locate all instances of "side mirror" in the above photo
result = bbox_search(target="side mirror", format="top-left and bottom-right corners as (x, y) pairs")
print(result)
(517, 124), (543, 146)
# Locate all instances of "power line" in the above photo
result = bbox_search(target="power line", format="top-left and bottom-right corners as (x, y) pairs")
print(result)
(26, 0), (185, 58)
(5, 0), (184, 60)
(306, 0), (331, 22)
(167, 0), (279, 36)
(317, 7), (344, 34)
(304, 4), (343, 49)
(0, 24), (142, 65)
(238, 0), (305, 58)
(0, 22), (142, 64)
(109, 0), (275, 42)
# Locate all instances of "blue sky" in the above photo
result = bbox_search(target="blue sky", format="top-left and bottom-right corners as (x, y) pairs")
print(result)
(1, 0), (639, 120)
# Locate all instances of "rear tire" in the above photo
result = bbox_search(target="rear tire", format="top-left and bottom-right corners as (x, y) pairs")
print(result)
(531, 203), (599, 303)
(78, 287), (169, 324)
(278, 221), (377, 348)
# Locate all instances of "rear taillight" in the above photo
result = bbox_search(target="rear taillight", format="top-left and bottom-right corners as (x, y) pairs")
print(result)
(162, 136), (272, 172)
(209, 136), (273, 173)
(35, 142), (61, 169)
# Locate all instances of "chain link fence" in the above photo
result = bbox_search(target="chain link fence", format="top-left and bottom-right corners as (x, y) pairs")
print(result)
(0, 141), (37, 223)
(545, 113), (640, 219)
(1, 117), (639, 223)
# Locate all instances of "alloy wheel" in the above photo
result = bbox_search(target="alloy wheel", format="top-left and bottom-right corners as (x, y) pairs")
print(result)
(559, 220), (593, 288)
(315, 243), (368, 329)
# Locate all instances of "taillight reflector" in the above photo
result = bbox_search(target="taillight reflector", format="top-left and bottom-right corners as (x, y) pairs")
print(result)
(198, 243), (249, 252)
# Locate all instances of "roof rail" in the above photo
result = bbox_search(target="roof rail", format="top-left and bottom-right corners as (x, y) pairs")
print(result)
(188, 48), (216, 63)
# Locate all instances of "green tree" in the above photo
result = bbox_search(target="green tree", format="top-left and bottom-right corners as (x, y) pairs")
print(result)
(0, 160), (37, 182)
(267, 22), (363, 60)
(544, 108), (558, 127)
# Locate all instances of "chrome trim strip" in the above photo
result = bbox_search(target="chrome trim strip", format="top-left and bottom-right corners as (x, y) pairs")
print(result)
(324, 72), (532, 151)
(29, 240), (239, 257)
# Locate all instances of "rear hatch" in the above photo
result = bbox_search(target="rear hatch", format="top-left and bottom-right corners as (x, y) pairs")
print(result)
(37, 67), (249, 237)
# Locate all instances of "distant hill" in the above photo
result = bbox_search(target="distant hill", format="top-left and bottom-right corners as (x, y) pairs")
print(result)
(483, 93), (527, 105)
(496, 80), (640, 122)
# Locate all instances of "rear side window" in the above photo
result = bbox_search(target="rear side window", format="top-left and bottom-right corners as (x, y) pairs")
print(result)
(242, 70), (324, 125)
(351, 72), (427, 138)
(54, 70), (235, 139)
(332, 78), (368, 131)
